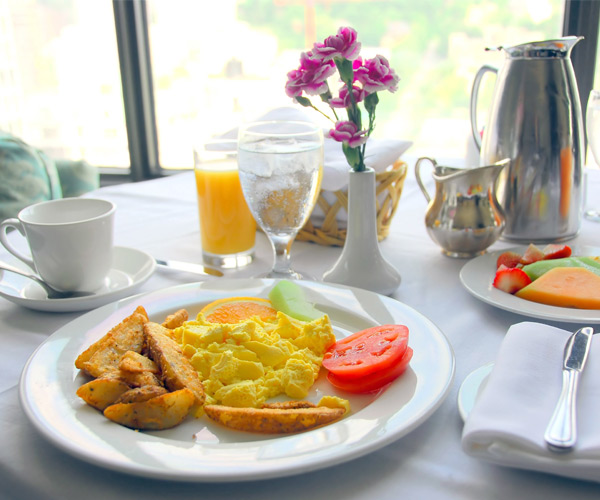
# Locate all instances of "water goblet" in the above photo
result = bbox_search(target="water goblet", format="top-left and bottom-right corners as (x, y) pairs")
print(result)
(237, 121), (323, 279)
(585, 89), (600, 221)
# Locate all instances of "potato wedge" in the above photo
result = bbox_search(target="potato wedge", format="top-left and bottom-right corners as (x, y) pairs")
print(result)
(76, 377), (131, 411)
(145, 322), (205, 406)
(204, 404), (345, 433)
(117, 369), (162, 388)
(114, 385), (168, 404)
(75, 306), (148, 369)
(118, 350), (159, 374)
(262, 401), (317, 410)
(104, 388), (195, 430)
(162, 309), (189, 330)
(79, 308), (149, 378)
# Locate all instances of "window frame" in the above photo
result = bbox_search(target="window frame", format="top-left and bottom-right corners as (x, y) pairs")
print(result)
(108, 0), (599, 183)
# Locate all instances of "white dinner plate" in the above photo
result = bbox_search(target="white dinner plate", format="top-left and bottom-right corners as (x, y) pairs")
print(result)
(20, 279), (455, 483)
(0, 246), (155, 312)
(459, 245), (600, 324)
(457, 363), (493, 422)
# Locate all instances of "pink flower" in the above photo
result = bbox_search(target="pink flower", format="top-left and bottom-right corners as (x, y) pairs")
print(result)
(327, 121), (368, 148)
(285, 51), (336, 97)
(312, 27), (361, 61)
(329, 85), (367, 108)
(354, 55), (399, 93)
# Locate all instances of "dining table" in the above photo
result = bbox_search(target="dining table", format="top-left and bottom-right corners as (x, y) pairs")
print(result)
(1, 159), (600, 500)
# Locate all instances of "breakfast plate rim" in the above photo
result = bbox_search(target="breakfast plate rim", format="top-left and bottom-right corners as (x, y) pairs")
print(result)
(459, 245), (600, 324)
(19, 278), (455, 483)
(0, 246), (155, 312)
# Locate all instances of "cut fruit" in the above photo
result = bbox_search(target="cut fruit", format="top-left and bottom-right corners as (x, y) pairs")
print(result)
(268, 280), (325, 322)
(522, 256), (600, 281)
(200, 297), (277, 324)
(542, 244), (572, 260)
(496, 251), (522, 269)
(492, 266), (532, 294)
(515, 267), (600, 309)
(519, 243), (545, 265)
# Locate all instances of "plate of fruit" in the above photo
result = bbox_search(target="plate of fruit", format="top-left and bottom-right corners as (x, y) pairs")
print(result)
(459, 243), (600, 323)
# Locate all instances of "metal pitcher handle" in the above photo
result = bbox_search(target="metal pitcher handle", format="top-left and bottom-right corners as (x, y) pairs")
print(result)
(414, 157), (437, 203)
(470, 65), (497, 151)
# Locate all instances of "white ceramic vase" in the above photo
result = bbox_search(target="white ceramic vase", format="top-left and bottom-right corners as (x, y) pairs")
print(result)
(322, 167), (401, 295)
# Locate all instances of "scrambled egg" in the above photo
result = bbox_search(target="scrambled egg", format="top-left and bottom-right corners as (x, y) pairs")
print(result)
(173, 312), (337, 408)
(318, 395), (351, 413)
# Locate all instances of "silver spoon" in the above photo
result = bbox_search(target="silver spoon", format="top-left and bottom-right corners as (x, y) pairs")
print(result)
(0, 261), (95, 299)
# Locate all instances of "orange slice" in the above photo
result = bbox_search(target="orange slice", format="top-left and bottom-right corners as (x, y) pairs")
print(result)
(200, 297), (277, 324)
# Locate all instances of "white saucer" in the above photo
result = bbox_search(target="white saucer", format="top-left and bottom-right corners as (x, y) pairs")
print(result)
(457, 363), (493, 422)
(0, 246), (155, 313)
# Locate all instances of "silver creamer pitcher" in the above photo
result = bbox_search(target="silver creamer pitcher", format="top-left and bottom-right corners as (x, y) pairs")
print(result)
(470, 37), (585, 242)
(415, 157), (508, 258)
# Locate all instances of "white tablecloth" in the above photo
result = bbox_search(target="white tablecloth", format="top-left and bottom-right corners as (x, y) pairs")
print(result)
(1, 163), (600, 500)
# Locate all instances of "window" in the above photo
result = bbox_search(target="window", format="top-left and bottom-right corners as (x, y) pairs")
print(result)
(146, 0), (566, 169)
(1, 0), (597, 181)
(0, 0), (129, 169)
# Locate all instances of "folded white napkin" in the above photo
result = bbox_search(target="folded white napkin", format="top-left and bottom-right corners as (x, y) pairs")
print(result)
(462, 321), (600, 483)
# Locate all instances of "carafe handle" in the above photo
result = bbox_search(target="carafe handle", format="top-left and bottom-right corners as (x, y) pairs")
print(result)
(470, 65), (497, 151)
(414, 157), (437, 203)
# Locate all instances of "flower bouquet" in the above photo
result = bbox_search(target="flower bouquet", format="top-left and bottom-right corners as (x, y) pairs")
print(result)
(285, 26), (400, 172)
(286, 27), (408, 247)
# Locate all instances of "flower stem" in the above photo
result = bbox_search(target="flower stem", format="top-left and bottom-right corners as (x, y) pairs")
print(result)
(311, 104), (335, 122)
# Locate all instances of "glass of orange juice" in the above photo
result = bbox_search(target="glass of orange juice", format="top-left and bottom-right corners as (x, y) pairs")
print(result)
(194, 140), (256, 268)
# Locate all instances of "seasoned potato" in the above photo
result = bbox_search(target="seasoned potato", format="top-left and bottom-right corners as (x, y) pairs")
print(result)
(262, 401), (317, 410)
(76, 377), (131, 411)
(75, 306), (148, 369)
(204, 404), (345, 433)
(114, 385), (168, 404)
(116, 369), (162, 388)
(78, 307), (149, 378)
(145, 322), (205, 406)
(118, 350), (159, 374)
(161, 309), (189, 330)
(104, 388), (195, 430)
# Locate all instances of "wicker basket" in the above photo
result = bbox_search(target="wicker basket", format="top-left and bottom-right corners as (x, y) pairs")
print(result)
(297, 159), (408, 247)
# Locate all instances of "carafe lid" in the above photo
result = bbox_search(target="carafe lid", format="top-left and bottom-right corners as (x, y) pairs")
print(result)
(487, 36), (583, 58)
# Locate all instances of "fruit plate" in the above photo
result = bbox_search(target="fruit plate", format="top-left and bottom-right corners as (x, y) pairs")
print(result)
(19, 278), (455, 483)
(459, 246), (600, 324)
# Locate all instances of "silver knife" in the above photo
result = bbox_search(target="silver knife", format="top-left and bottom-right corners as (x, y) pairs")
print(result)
(544, 326), (595, 452)
(155, 259), (223, 277)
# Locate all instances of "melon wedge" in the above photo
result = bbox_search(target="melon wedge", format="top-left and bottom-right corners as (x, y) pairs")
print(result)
(268, 280), (325, 322)
(522, 256), (600, 280)
(515, 267), (600, 309)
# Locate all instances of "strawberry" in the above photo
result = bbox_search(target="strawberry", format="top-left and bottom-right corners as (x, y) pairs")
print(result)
(542, 244), (572, 260)
(496, 251), (522, 269)
(492, 265), (532, 294)
(519, 243), (545, 265)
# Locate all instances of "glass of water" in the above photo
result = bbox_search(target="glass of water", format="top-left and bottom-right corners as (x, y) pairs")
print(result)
(237, 121), (323, 279)
(585, 89), (600, 221)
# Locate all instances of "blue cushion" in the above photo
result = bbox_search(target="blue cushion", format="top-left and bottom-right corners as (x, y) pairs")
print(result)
(0, 131), (62, 220)
(55, 159), (99, 198)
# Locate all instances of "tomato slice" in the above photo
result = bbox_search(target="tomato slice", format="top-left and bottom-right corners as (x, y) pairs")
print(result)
(327, 348), (413, 393)
(322, 325), (409, 379)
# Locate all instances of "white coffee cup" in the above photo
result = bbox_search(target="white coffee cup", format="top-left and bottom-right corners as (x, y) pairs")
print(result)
(0, 198), (116, 292)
